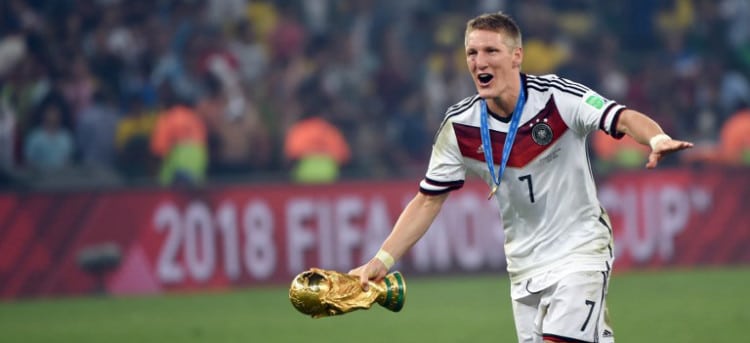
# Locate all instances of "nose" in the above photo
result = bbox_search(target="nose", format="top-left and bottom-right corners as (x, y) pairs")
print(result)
(474, 52), (489, 70)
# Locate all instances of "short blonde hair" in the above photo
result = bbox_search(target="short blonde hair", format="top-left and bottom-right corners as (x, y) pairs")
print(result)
(465, 12), (523, 48)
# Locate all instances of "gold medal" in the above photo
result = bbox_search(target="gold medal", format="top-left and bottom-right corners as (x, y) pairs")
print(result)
(488, 184), (498, 200)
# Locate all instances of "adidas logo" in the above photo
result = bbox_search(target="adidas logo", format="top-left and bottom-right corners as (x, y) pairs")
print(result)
(477, 145), (484, 154)
(602, 329), (613, 337)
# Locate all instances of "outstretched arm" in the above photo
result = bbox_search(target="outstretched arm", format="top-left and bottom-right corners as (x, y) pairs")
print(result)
(349, 192), (449, 290)
(615, 109), (694, 168)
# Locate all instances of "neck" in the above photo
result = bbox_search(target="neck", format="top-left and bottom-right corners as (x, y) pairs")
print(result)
(487, 74), (522, 117)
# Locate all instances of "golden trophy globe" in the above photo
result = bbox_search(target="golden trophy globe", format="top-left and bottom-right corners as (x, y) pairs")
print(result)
(289, 268), (406, 318)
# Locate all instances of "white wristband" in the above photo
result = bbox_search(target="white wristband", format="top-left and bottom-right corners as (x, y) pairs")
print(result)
(649, 134), (671, 150)
(375, 249), (395, 270)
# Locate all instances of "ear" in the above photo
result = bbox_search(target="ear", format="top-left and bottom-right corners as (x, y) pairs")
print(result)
(512, 46), (523, 69)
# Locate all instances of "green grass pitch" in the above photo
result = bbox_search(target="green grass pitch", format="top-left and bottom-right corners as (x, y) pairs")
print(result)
(0, 267), (747, 343)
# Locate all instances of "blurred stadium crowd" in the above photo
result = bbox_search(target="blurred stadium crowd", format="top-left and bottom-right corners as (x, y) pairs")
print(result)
(0, 0), (748, 190)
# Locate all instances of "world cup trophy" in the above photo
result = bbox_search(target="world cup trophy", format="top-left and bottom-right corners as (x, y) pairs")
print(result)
(289, 268), (406, 318)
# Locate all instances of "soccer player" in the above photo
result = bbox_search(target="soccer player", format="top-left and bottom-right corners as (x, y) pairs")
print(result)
(349, 12), (693, 343)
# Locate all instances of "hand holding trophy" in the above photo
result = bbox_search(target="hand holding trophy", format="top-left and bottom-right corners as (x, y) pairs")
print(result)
(289, 268), (406, 318)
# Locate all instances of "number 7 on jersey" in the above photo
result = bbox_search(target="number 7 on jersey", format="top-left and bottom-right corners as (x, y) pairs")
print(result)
(518, 174), (535, 203)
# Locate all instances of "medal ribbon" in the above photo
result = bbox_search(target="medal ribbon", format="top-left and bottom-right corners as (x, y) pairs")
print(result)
(479, 80), (526, 199)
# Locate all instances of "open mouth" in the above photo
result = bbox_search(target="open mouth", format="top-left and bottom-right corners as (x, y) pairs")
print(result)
(478, 73), (494, 85)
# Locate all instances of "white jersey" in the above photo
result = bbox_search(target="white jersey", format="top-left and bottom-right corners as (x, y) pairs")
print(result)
(420, 73), (623, 283)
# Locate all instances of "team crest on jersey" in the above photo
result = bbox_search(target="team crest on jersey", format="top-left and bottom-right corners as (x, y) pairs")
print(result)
(531, 122), (553, 146)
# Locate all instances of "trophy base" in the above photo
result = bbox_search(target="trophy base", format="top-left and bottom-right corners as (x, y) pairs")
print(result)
(379, 271), (406, 312)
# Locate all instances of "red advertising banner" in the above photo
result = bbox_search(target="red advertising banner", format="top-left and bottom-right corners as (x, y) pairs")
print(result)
(0, 168), (748, 299)
(599, 168), (750, 268)
(0, 180), (504, 299)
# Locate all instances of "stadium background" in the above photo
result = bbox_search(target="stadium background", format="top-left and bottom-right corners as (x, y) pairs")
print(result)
(0, 0), (749, 342)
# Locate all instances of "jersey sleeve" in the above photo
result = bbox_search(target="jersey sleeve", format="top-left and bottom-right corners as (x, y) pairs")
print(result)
(419, 119), (466, 195)
(572, 90), (627, 139)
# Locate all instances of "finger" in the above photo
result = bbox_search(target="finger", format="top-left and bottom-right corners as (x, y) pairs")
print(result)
(655, 142), (694, 157)
(646, 152), (659, 169)
(359, 269), (370, 291)
(663, 141), (694, 152)
(673, 141), (694, 151)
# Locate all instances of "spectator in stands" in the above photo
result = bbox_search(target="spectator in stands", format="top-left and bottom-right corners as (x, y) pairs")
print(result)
(683, 105), (750, 166)
(518, 2), (570, 75)
(269, 2), (306, 65)
(0, 99), (16, 171)
(384, 90), (433, 177)
(284, 90), (350, 184)
(75, 89), (119, 168)
(197, 75), (271, 177)
(150, 91), (208, 186)
(23, 104), (74, 172)
(116, 93), (158, 180)
(0, 31), (26, 80)
(228, 20), (268, 89)
(718, 107), (750, 165)
(61, 55), (96, 116)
